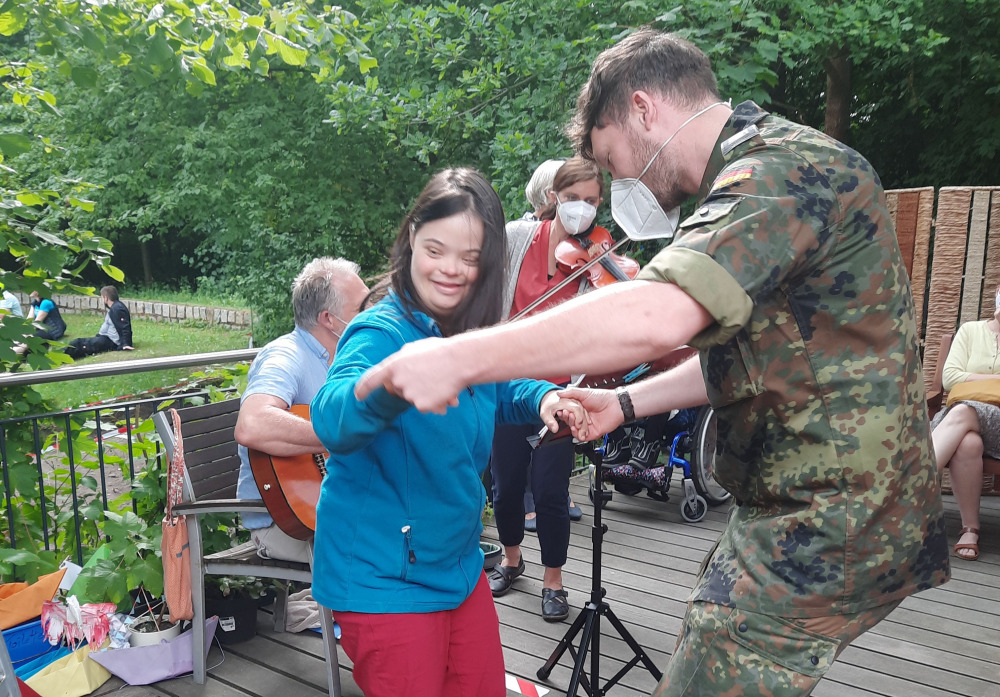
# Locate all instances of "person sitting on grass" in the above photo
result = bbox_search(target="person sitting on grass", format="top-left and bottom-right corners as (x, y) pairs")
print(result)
(64, 286), (134, 359)
(27, 291), (67, 342)
(0, 283), (23, 318)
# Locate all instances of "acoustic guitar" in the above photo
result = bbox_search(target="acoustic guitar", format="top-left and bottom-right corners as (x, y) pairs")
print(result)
(247, 404), (327, 541)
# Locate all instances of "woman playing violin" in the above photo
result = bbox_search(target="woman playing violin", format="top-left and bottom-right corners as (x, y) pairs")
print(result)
(489, 157), (633, 622)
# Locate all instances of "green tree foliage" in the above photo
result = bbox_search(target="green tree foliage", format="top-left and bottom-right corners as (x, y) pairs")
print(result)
(1, 0), (376, 351)
(4, 0), (997, 347)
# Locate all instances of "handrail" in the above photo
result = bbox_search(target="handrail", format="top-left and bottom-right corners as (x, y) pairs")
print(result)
(0, 348), (260, 388)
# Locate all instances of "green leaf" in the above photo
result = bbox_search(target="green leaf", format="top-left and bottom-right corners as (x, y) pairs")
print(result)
(0, 132), (32, 158)
(16, 192), (45, 206)
(360, 55), (378, 74)
(0, 548), (44, 566)
(68, 197), (96, 212)
(78, 26), (105, 53)
(188, 58), (216, 86)
(266, 34), (307, 66)
(71, 66), (99, 88)
(32, 229), (70, 247)
(0, 7), (27, 36)
(100, 262), (125, 282)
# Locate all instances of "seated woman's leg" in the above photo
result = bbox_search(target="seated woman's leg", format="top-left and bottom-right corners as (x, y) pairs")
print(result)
(950, 431), (983, 560)
(931, 404), (981, 469)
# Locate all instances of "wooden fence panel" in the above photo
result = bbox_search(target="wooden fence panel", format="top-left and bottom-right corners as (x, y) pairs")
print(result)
(922, 187), (974, 394)
(886, 187), (935, 339)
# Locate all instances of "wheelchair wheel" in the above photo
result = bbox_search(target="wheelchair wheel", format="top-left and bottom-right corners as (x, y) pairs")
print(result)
(691, 406), (732, 505)
(680, 494), (708, 522)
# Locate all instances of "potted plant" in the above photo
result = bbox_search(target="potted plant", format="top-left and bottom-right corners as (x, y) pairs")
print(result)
(121, 587), (179, 646)
(480, 501), (502, 569)
(205, 577), (273, 645)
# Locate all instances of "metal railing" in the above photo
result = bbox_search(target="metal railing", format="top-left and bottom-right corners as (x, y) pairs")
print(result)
(0, 350), (257, 569)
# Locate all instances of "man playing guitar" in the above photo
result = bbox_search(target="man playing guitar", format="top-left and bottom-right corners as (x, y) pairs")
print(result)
(233, 257), (368, 562)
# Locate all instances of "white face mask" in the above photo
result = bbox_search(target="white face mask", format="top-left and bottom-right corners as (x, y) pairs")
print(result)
(995, 291), (1000, 310)
(610, 101), (726, 241)
(555, 197), (598, 236)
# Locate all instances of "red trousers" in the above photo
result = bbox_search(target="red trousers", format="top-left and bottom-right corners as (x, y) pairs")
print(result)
(335, 573), (506, 697)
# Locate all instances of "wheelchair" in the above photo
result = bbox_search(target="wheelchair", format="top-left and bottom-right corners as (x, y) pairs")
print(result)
(588, 404), (730, 523)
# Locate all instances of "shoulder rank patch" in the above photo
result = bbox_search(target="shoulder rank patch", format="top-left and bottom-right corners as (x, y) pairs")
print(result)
(712, 167), (753, 191)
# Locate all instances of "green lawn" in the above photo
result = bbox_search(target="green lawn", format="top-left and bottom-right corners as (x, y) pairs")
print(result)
(32, 315), (249, 410)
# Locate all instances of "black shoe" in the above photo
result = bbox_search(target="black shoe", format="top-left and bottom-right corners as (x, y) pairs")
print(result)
(488, 558), (525, 597)
(541, 588), (569, 622)
(602, 427), (631, 467)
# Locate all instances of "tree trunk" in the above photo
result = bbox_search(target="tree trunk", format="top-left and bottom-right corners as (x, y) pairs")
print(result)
(139, 238), (153, 285)
(824, 47), (851, 144)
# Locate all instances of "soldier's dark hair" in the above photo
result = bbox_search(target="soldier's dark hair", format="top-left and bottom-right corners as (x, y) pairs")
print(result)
(567, 29), (720, 161)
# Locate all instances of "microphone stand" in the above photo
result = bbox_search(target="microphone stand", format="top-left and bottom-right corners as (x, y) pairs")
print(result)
(530, 427), (662, 696)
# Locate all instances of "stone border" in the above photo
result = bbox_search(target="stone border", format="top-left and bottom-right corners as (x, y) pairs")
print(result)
(14, 292), (251, 330)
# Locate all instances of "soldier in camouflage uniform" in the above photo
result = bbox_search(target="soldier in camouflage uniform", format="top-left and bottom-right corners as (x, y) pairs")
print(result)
(353, 29), (951, 696)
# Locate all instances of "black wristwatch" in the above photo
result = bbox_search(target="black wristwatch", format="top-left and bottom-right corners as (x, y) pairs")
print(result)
(615, 386), (636, 425)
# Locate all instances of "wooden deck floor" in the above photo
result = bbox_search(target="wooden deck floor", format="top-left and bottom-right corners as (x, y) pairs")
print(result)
(122, 474), (999, 697)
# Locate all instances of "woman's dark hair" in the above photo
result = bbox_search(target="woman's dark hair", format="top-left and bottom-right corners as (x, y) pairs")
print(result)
(389, 167), (507, 335)
(537, 157), (604, 222)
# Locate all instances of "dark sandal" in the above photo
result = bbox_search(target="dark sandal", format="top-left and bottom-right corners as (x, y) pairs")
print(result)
(488, 558), (525, 597)
(954, 526), (980, 561)
(541, 587), (569, 622)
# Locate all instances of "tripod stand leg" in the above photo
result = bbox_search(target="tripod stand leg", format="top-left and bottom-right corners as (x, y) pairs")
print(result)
(537, 604), (589, 680)
(566, 608), (597, 697)
(604, 606), (663, 681)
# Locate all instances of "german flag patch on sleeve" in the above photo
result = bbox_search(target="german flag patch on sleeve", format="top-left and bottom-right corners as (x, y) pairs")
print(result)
(712, 167), (753, 191)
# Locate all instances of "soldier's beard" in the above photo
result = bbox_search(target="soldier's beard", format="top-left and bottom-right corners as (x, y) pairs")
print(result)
(627, 125), (687, 213)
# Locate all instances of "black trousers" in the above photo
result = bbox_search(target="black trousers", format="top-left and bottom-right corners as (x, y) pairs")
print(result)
(490, 422), (573, 568)
(35, 326), (65, 341)
(65, 334), (116, 359)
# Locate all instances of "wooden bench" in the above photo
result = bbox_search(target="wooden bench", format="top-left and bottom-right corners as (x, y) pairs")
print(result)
(152, 398), (341, 697)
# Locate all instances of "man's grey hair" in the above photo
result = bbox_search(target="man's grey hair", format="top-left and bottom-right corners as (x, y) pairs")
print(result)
(292, 257), (362, 330)
(524, 159), (566, 212)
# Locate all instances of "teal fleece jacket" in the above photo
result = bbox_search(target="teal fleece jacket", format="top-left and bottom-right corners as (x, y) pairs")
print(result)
(310, 291), (557, 613)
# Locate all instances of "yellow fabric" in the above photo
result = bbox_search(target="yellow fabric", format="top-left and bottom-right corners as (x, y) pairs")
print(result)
(24, 643), (111, 697)
(945, 379), (1000, 407)
(0, 568), (66, 630)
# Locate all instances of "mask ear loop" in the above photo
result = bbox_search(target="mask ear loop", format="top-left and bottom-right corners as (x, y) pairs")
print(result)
(635, 100), (728, 184)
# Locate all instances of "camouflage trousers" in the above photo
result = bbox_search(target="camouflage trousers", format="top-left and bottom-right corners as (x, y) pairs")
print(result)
(653, 599), (901, 697)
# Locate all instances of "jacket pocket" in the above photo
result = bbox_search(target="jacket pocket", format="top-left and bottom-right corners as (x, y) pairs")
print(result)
(727, 609), (840, 678)
(399, 523), (416, 581)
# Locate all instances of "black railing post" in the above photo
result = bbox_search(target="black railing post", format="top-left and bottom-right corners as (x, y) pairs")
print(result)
(0, 426), (15, 552)
(32, 419), (50, 550)
(63, 413), (84, 567)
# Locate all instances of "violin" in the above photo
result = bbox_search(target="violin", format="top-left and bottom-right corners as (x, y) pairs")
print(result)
(555, 226), (639, 288)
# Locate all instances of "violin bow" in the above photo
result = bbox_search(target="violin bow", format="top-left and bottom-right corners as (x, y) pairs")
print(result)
(511, 235), (634, 321)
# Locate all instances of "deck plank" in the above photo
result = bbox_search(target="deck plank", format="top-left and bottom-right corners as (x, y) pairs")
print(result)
(135, 474), (1000, 697)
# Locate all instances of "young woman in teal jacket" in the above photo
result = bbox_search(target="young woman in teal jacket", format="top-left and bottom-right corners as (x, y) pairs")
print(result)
(310, 168), (587, 697)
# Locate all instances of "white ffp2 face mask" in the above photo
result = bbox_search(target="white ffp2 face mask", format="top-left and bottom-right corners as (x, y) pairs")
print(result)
(610, 101), (726, 241)
(556, 198), (598, 236)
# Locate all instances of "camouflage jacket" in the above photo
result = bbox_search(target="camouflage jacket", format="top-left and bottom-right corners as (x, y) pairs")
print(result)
(637, 101), (950, 617)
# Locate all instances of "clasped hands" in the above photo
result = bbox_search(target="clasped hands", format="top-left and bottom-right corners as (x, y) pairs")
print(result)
(354, 337), (628, 443)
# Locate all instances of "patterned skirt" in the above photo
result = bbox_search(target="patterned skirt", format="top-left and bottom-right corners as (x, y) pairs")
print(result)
(930, 399), (1000, 459)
